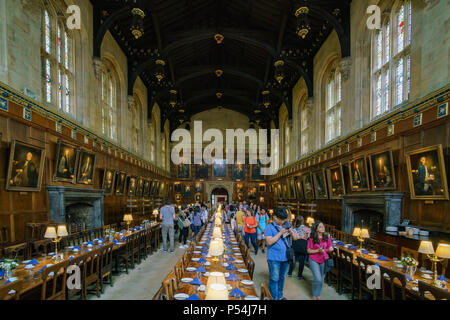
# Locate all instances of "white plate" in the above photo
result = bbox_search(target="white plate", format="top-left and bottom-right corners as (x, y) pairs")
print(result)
(395, 264), (403, 268)
(223, 263), (229, 267)
(232, 247), (240, 251)
(210, 272), (224, 277)
(181, 278), (193, 283)
(198, 285), (206, 292)
(224, 273), (230, 277)
(174, 293), (189, 300)
(204, 272), (210, 277)
(192, 258), (200, 262)
(237, 269), (248, 273)
(241, 280), (254, 285)
(234, 253), (242, 256)
(235, 260), (244, 263)
(24, 265), (35, 270)
(244, 295), (259, 300)
(193, 251), (201, 254)
(22, 260), (31, 264)
(422, 274), (433, 280)
(227, 284), (232, 291)
(204, 262), (211, 266)
(421, 269), (433, 274)
(186, 267), (197, 272)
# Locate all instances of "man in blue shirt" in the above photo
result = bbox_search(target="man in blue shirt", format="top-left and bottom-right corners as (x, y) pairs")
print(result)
(160, 199), (176, 253)
(265, 207), (300, 300)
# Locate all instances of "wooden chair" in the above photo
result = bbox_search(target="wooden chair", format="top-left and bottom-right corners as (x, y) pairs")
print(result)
(3, 243), (29, 261)
(0, 225), (10, 245)
(325, 248), (339, 288)
(356, 256), (379, 300)
(162, 274), (176, 300)
(152, 283), (168, 300)
(152, 226), (161, 252)
(376, 241), (398, 259)
(0, 280), (23, 300)
(247, 257), (255, 280)
(41, 261), (69, 300)
(66, 254), (87, 300)
(131, 232), (141, 267)
(418, 280), (450, 300)
(32, 239), (53, 258)
(84, 249), (101, 299)
(260, 282), (273, 300)
(114, 236), (132, 274)
(145, 228), (153, 256)
(140, 229), (148, 260)
(337, 249), (357, 299)
(174, 260), (184, 285)
(379, 265), (407, 300)
(99, 243), (114, 292)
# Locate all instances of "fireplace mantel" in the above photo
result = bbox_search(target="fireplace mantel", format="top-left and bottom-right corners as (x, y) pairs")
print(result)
(47, 186), (105, 229)
(341, 193), (404, 234)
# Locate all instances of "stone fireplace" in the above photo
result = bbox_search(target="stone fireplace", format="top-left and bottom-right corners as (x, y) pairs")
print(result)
(47, 186), (104, 234)
(341, 193), (403, 235)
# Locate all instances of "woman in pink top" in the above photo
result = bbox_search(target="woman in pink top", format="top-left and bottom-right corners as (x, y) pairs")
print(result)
(307, 221), (334, 300)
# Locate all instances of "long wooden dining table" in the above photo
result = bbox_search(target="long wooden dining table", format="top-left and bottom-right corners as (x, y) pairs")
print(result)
(174, 222), (258, 300)
(0, 222), (160, 297)
(334, 241), (450, 298)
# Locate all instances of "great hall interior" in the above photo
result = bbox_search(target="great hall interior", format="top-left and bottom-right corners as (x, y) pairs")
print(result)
(0, 0), (449, 303)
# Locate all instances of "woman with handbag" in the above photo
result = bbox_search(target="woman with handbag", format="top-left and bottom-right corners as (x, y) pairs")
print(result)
(307, 221), (333, 300)
(288, 216), (311, 279)
(265, 208), (300, 300)
(177, 205), (190, 248)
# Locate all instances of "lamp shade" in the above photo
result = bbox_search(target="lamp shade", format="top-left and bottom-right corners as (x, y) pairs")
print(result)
(360, 229), (370, 239)
(436, 243), (450, 259)
(418, 241), (435, 255)
(123, 214), (133, 222)
(352, 227), (361, 237)
(57, 225), (68, 237)
(306, 217), (315, 225)
(205, 283), (228, 300)
(209, 240), (224, 256)
(44, 226), (57, 239)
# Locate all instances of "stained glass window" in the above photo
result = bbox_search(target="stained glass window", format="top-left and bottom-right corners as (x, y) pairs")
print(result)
(376, 31), (382, 69)
(57, 26), (62, 63)
(396, 58), (404, 105)
(408, 1), (412, 45)
(46, 59), (52, 103)
(44, 10), (51, 54)
(101, 68), (117, 140)
(64, 32), (69, 70)
(397, 5), (405, 54)
(385, 23), (390, 64)
(375, 75), (382, 115)
(65, 75), (70, 113)
(407, 56), (411, 98)
(58, 69), (62, 109)
(325, 70), (342, 142)
(384, 71), (390, 112)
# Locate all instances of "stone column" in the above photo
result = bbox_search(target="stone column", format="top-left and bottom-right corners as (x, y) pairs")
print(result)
(339, 56), (353, 137)
(305, 97), (314, 155)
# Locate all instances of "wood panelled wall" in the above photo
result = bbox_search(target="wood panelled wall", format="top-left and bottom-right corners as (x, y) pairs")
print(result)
(273, 98), (450, 234)
(0, 100), (168, 243)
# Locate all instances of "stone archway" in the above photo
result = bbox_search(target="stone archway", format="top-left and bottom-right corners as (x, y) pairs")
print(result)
(205, 181), (234, 205)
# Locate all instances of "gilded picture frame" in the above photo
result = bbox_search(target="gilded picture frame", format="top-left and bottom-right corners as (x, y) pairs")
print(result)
(368, 149), (396, 191)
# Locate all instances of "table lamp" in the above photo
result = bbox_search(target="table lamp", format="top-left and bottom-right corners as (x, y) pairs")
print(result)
(205, 283), (228, 300)
(353, 227), (370, 251)
(44, 225), (68, 262)
(209, 240), (224, 262)
(123, 214), (133, 231)
(419, 241), (450, 285)
(306, 217), (315, 227)
(213, 227), (222, 239)
(152, 209), (159, 222)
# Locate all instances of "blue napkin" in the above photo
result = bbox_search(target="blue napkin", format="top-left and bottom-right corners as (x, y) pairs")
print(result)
(375, 263), (380, 268)
(196, 266), (206, 273)
(198, 257), (206, 263)
(99, 238), (105, 242)
(226, 264), (237, 270)
(405, 273), (413, 281)
(362, 249), (369, 254)
(377, 255), (389, 261)
(38, 265), (47, 274)
(230, 287), (245, 298)
(4, 280), (11, 285)
(190, 277), (202, 285)
(113, 239), (118, 244)
(67, 256), (74, 260)
(227, 256), (235, 262)
(121, 236), (127, 241)
(438, 275), (448, 282)
(186, 294), (201, 300)
(73, 245), (81, 250)
(0, 270), (4, 278)
(227, 273), (239, 281)
(49, 252), (56, 256)
(87, 241), (94, 245)
(348, 245), (357, 250)
(337, 241), (343, 245)
(29, 259), (40, 266)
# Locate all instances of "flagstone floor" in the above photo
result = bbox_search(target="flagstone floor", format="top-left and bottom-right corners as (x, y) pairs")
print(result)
(91, 237), (348, 300)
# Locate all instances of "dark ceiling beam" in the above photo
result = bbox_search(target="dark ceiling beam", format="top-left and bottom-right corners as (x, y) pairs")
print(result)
(161, 28), (277, 57)
(184, 89), (255, 107)
(93, 7), (131, 58)
(175, 66), (264, 88)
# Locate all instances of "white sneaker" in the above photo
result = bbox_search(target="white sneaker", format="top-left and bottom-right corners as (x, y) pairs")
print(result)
(183, 245), (188, 249)
(179, 245), (184, 249)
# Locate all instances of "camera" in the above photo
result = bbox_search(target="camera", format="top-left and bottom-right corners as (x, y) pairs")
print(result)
(282, 221), (292, 230)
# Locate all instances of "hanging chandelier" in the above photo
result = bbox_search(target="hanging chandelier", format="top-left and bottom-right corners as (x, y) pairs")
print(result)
(262, 90), (270, 108)
(295, 6), (311, 39)
(274, 60), (285, 84)
(216, 92), (223, 99)
(154, 59), (166, 83)
(169, 89), (178, 107)
(215, 69), (223, 77)
(130, 8), (145, 39)
(214, 34), (224, 44)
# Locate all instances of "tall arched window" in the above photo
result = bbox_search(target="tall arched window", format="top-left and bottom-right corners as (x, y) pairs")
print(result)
(132, 95), (141, 153)
(300, 98), (309, 155)
(150, 114), (157, 163)
(325, 69), (342, 142)
(41, 5), (73, 113)
(284, 125), (290, 165)
(372, 0), (412, 117)
(161, 135), (166, 169)
(101, 65), (117, 140)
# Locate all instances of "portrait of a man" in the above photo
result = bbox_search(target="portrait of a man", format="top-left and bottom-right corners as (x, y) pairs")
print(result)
(127, 176), (137, 195)
(6, 140), (45, 192)
(213, 159), (227, 178)
(174, 183), (182, 193)
(406, 145), (449, 200)
(195, 163), (208, 179)
(115, 172), (127, 195)
(369, 150), (396, 191)
(232, 163), (245, 180)
(194, 182), (203, 193)
(54, 141), (78, 183)
(77, 150), (96, 185)
(327, 165), (345, 199)
(136, 177), (144, 196)
(295, 177), (304, 200)
(312, 170), (328, 199)
(178, 162), (190, 179)
(102, 169), (115, 194)
(143, 179), (151, 197)
(301, 173), (315, 200)
(184, 184), (192, 197)
(349, 157), (370, 191)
